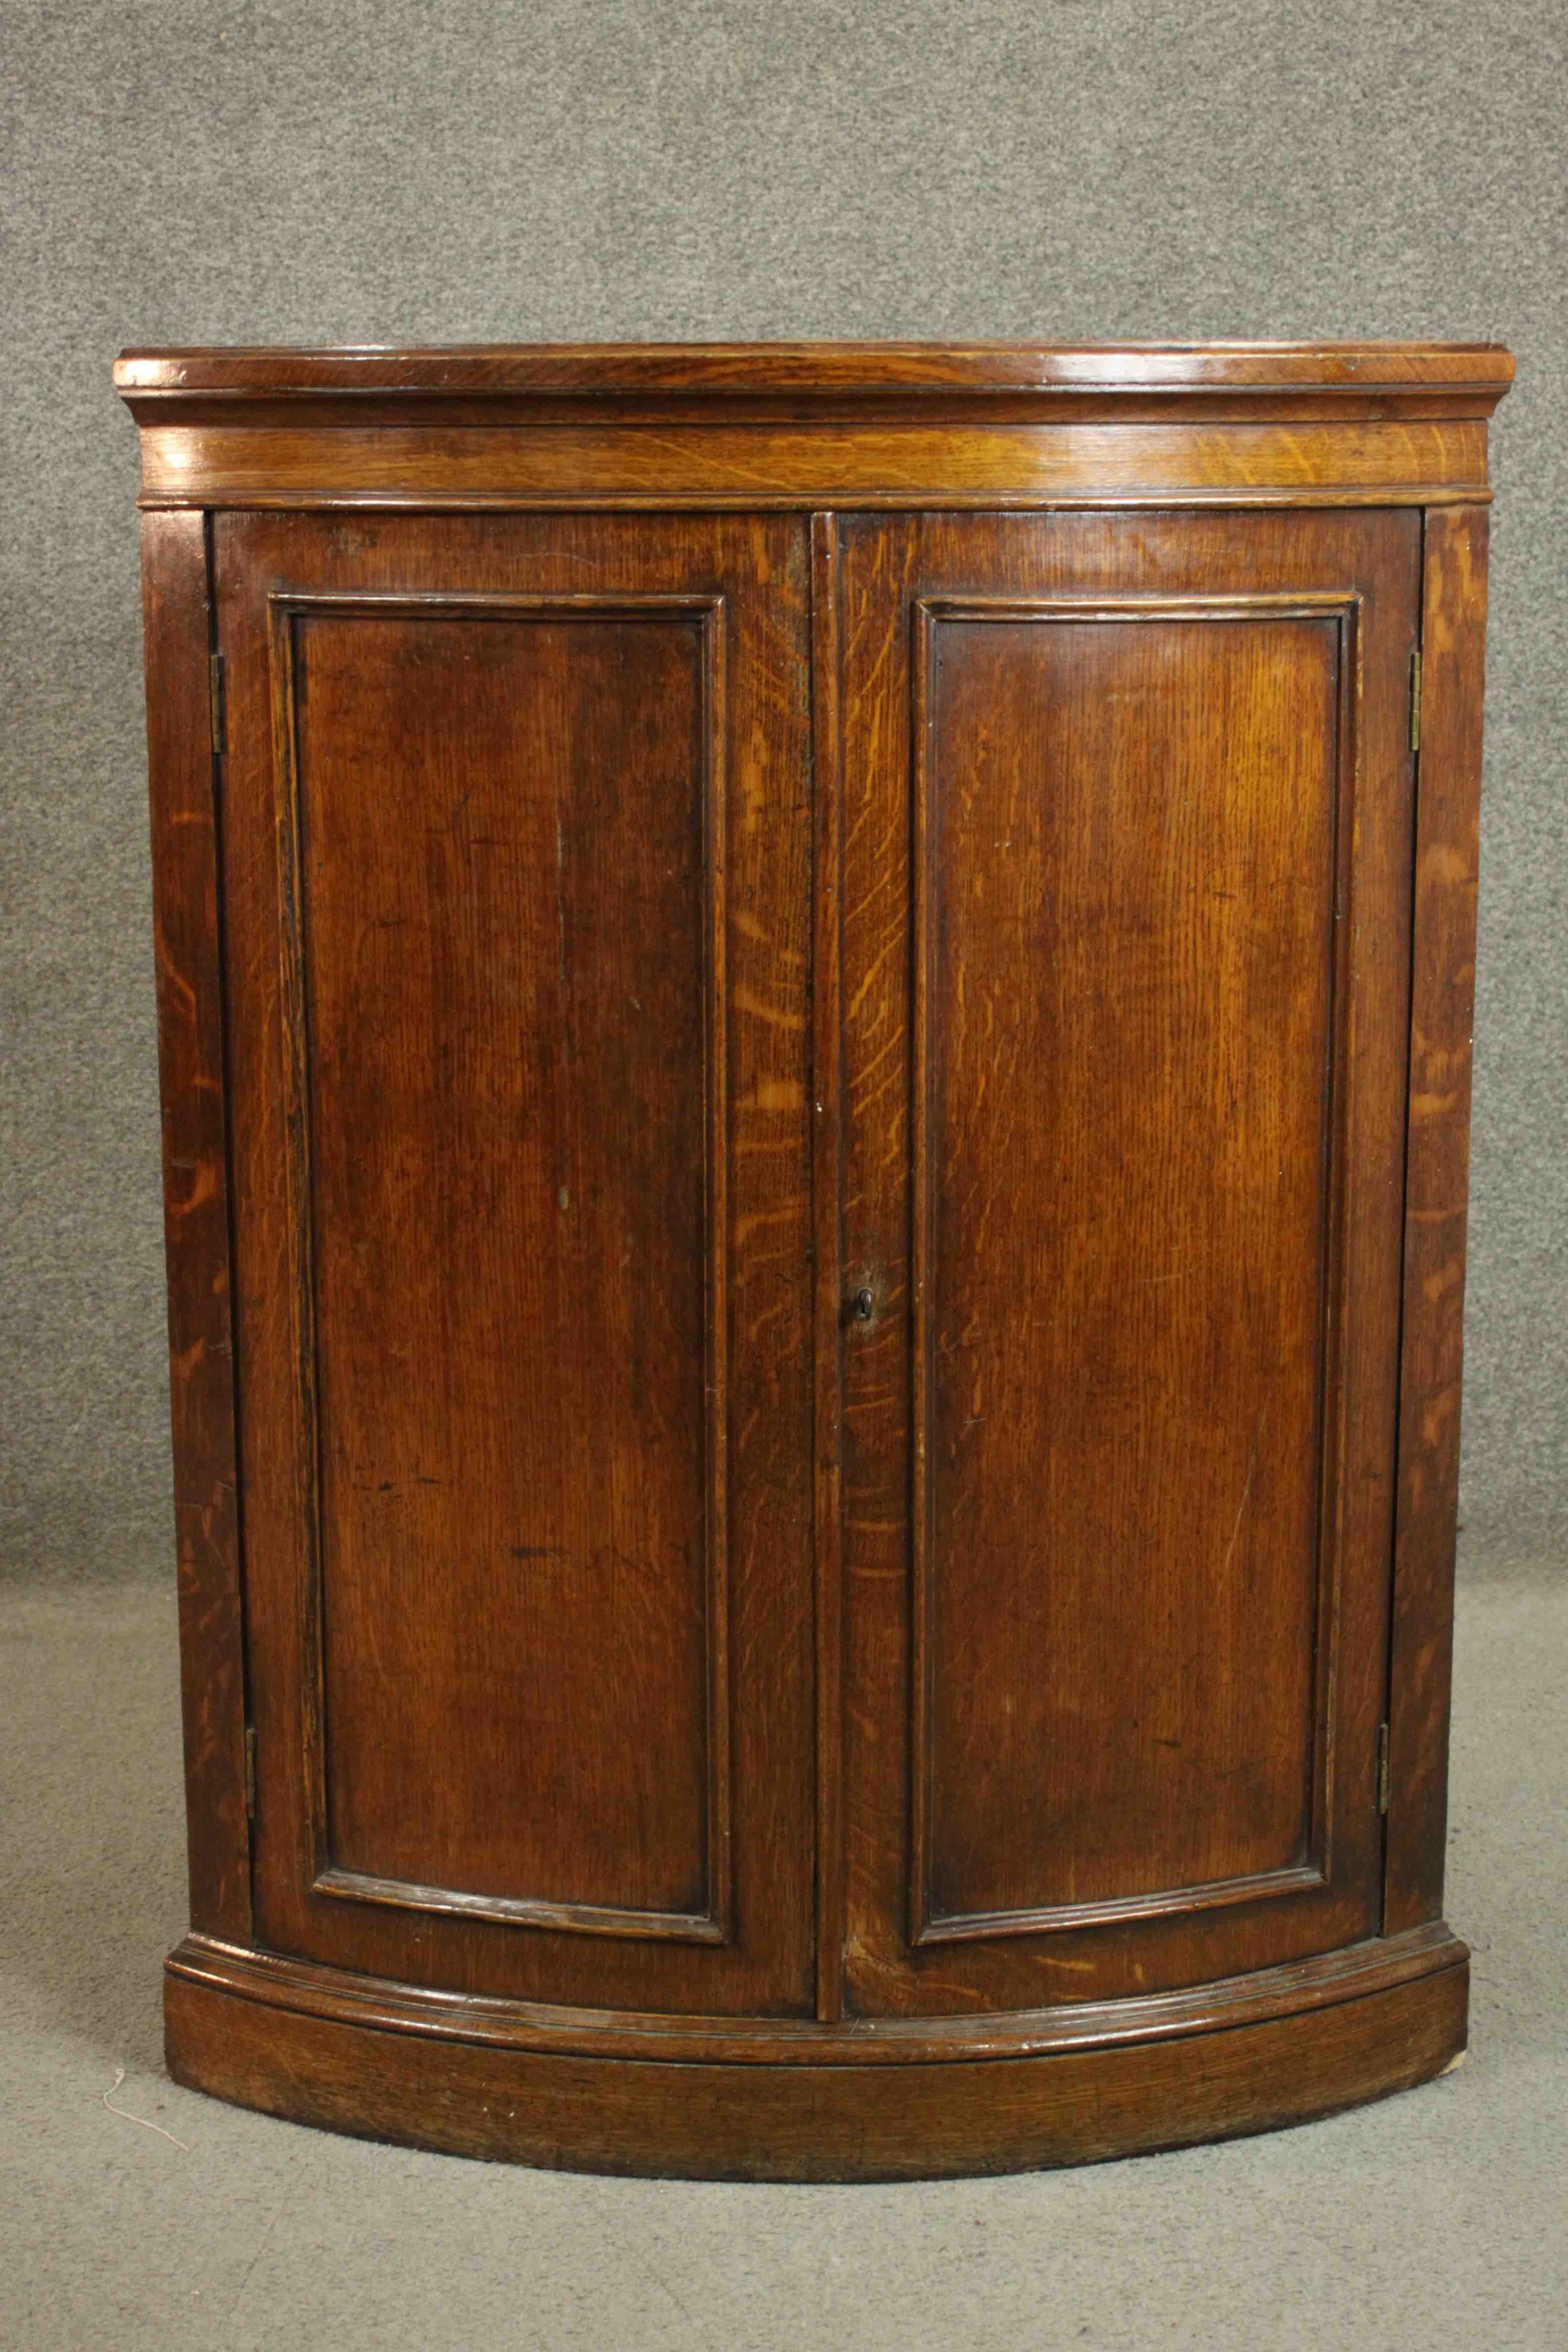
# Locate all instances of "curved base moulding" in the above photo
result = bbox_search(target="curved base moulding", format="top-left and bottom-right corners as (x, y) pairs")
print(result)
(164, 1927), (1467, 2182)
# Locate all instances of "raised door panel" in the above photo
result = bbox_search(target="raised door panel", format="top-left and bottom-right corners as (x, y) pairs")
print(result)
(917, 597), (1343, 1938)
(283, 593), (724, 1939)
(837, 511), (1421, 2015)
(218, 514), (814, 2015)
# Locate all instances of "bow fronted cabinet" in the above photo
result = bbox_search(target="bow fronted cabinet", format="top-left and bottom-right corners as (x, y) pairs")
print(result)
(116, 341), (1513, 2180)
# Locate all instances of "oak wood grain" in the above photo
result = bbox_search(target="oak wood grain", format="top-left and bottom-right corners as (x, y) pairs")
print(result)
(115, 339), (1515, 403)
(1385, 507), (1491, 1933)
(129, 418), (1491, 513)
(268, 590), (730, 1940)
(839, 509), (1422, 2017)
(116, 342), (1510, 510)
(166, 1916), (1463, 2065)
(139, 511), (251, 1943)
(911, 595), (1349, 1942)
(165, 1943), (1467, 2180)
(810, 512), (848, 2023)
(218, 512), (815, 2016)
(123, 342), (1509, 2179)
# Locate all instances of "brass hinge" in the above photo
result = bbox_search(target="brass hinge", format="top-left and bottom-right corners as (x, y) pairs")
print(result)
(244, 1723), (257, 1821)
(209, 651), (226, 758)
(1409, 650), (1422, 753)
(1377, 1721), (1391, 1814)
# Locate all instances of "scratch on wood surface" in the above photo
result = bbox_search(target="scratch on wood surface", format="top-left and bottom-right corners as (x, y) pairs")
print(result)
(1220, 1396), (1269, 1581)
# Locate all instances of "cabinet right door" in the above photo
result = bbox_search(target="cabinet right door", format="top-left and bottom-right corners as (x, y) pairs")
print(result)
(836, 509), (1423, 2015)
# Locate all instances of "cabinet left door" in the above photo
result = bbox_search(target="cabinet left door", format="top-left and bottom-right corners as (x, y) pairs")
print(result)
(211, 512), (816, 2017)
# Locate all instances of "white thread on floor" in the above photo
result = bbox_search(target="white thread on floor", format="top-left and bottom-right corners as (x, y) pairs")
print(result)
(102, 2067), (191, 2152)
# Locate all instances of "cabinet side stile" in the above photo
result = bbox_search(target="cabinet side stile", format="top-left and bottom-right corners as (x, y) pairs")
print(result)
(140, 507), (253, 1947)
(1385, 503), (1491, 1936)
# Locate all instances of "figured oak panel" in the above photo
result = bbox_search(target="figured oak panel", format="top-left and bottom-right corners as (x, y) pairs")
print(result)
(839, 509), (1422, 2017)
(218, 512), (815, 2016)
(270, 593), (728, 1939)
(912, 597), (1353, 1941)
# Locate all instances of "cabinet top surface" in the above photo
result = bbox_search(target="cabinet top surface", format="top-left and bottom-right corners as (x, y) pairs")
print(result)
(114, 339), (1514, 404)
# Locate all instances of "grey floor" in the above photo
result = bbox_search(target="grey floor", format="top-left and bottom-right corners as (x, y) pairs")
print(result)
(3, 1564), (1564, 2352)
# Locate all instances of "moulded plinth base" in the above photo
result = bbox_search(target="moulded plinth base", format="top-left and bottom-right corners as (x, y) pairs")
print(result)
(164, 1927), (1468, 2182)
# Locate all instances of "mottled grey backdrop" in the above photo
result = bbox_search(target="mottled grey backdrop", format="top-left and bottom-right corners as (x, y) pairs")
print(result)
(3, 0), (1562, 1577)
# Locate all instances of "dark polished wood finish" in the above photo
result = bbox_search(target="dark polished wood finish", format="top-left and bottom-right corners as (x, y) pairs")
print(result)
(218, 514), (815, 2018)
(1385, 506), (1492, 1935)
(139, 511), (251, 1946)
(114, 341), (1516, 401)
(837, 512), (1419, 2019)
(119, 343), (1510, 2178)
(115, 340), (1510, 512)
(164, 1930), (1466, 2181)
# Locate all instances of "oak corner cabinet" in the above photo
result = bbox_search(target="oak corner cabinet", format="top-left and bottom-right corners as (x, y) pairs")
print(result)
(117, 338), (1513, 2181)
